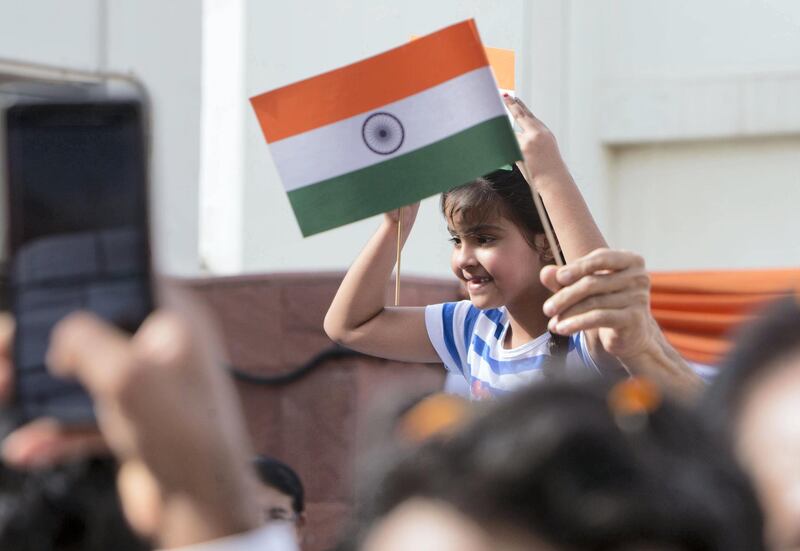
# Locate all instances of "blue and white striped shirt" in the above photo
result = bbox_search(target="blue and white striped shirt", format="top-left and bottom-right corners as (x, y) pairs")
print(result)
(425, 300), (600, 399)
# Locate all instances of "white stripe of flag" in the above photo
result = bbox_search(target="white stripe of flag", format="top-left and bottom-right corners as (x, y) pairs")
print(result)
(269, 66), (505, 192)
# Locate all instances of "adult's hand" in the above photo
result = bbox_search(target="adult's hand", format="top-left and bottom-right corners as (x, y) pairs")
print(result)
(44, 300), (261, 548)
(541, 248), (655, 359)
(541, 248), (703, 398)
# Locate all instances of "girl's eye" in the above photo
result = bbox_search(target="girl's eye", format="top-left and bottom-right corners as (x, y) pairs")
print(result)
(448, 237), (461, 246)
(477, 235), (495, 245)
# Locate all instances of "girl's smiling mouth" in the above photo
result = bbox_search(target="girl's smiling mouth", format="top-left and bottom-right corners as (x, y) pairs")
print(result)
(464, 275), (494, 291)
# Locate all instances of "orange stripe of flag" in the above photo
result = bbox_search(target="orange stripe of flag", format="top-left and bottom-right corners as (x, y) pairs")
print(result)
(250, 19), (489, 143)
(410, 35), (515, 92)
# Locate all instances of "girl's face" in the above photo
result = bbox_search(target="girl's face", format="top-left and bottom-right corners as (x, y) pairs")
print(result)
(447, 213), (547, 311)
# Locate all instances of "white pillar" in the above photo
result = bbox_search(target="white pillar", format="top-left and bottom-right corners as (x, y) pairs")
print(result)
(198, 0), (246, 273)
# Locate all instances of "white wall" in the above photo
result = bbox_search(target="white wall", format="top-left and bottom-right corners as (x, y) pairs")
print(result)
(0, 1), (102, 71)
(610, 137), (800, 270)
(105, 0), (203, 276)
(2, 0), (800, 277)
(543, 0), (800, 273)
(0, 0), (204, 276)
(235, 0), (800, 276)
(589, 0), (800, 269)
(239, 0), (528, 278)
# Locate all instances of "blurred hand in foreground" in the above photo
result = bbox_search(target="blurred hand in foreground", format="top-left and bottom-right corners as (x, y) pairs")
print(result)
(0, 296), (263, 548)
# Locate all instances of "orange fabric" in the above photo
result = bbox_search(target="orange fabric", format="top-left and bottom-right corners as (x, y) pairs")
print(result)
(251, 19), (488, 143)
(607, 378), (662, 417)
(484, 46), (514, 90)
(651, 269), (800, 294)
(650, 269), (800, 364)
(399, 393), (470, 443)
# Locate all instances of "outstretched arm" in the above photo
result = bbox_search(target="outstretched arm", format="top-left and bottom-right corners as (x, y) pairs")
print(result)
(324, 204), (439, 363)
(541, 248), (704, 400)
(504, 95), (607, 262)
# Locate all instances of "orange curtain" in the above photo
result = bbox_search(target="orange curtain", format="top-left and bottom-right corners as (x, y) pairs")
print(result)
(650, 269), (800, 365)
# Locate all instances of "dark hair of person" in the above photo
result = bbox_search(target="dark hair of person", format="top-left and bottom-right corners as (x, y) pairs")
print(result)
(253, 455), (305, 515)
(441, 164), (548, 250)
(355, 379), (765, 551)
(0, 456), (149, 551)
(702, 295), (800, 435)
(440, 164), (569, 370)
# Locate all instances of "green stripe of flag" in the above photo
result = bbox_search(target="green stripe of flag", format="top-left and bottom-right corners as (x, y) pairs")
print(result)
(287, 116), (521, 236)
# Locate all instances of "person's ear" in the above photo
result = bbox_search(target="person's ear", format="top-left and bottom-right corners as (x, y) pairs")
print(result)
(295, 512), (307, 544)
(533, 233), (559, 265)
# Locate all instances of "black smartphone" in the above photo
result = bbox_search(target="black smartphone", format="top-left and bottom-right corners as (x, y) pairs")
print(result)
(3, 100), (154, 425)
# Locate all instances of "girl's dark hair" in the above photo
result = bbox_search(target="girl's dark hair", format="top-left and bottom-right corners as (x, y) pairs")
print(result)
(354, 379), (765, 551)
(440, 165), (568, 369)
(441, 164), (549, 253)
(0, 456), (149, 551)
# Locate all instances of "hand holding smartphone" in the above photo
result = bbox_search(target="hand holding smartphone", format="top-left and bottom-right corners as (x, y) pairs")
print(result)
(3, 99), (154, 426)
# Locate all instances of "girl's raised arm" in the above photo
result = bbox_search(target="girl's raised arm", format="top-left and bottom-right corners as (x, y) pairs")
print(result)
(504, 96), (607, 262)
(324, 203), (440, 363)
(505, 97), (702, 396)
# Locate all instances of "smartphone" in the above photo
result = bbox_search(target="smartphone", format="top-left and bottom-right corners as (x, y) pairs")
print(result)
(3, 100), (154, 425)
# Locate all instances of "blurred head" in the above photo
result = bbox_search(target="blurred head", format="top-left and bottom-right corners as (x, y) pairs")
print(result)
(441, 165), (554, 311)
(704, 296), (800, 549)
(362, 497), (552, 551)
(357, 379), (764, 551)
(0, 456), (149, 551)
(253, 455), (306, 534)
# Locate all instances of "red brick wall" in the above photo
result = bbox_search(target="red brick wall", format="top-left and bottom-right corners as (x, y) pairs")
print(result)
(180, 273), (459, 551)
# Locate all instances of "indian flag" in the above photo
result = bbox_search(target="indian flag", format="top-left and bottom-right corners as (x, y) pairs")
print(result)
(411, 35), (516, 122)
(250, 19), (521, 236)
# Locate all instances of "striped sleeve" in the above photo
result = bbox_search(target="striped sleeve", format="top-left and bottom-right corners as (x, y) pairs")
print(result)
(571, 331), (601, 374)
(689, 361), (717, 382)
(425, 301), (474, 376)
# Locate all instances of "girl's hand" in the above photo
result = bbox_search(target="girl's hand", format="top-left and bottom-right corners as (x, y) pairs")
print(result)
(539, 248), (657, 360)
(503, 96), (570, 182)
(383, 202), (421, 240)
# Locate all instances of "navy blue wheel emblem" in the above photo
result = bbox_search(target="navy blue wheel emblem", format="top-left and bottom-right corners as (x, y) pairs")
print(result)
(362, 112), (404, 155)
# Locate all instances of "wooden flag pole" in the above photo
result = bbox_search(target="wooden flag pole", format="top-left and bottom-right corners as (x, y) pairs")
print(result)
(516, 162), (564, 267)
(395, 208), (403, 305)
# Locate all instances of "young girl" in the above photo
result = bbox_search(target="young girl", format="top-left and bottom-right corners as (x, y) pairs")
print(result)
(325, 97), (700, 399)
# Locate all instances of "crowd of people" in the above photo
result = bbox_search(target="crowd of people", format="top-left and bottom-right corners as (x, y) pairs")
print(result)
(0, 94), (798, 551)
